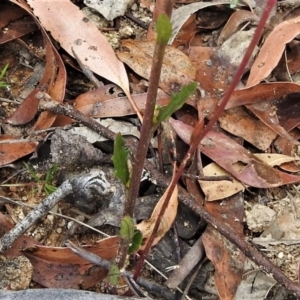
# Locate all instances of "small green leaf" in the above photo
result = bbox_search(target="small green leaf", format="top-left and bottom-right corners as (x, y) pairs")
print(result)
(0, 64), (9, 80)
(230, 0), (239, 8)
(107, 263), (120, 286)
(120, 216), (135, 241)
(113, 133), (130, 186)
(128, 230), (143, 254)
(156, 14), (172, 46)
(156, 82), (197, 124)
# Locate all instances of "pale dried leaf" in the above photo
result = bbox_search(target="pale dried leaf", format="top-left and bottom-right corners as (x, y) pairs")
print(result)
(199, 163), (245, 201)
(136, 185), (178, 250)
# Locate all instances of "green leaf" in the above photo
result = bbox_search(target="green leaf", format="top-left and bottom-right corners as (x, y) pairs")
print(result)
(128, 230), (143, 254)
(120, 216), (135, 241)
(24, 163), (40, 182)
(107, 263), (120, 286)
(156, 14), (172, 46)
(156, 82), (197, 124)
(112, 133), (130, 186)
(0, 64), (8, 80)
(230, 0), (239, 8)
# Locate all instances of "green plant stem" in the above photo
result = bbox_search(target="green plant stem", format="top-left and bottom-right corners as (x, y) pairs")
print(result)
(133, 0), (276, 279)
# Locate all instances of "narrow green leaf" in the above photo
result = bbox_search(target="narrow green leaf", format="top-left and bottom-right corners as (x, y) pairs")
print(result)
(107, 263), (120, 286)
(120, 216), (135, 240)
(156, 14), (172, 46)
(0, 64), (8, 80)
(24, 163), (40, 182)
(128, 230), (143, 254)
(156, 82), (197, 123)
(112, 133), (130, 185)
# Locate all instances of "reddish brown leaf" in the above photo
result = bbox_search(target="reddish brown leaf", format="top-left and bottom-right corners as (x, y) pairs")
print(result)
(0, 212), (37, 258)
(74, 85), (170, 118)
(203, 194), (245, 300)
(226, 82), (300, 109)
(169, 118), (300, 188)
(247, 15), (300, 86)
(219, 106), (277, 151)
(0, 139), (38, 166)
(23, 236), (119, 289)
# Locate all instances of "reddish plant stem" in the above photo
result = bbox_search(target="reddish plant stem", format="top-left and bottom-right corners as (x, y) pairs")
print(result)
(133, 0), (276, 280)
(38, 93), (300, 296)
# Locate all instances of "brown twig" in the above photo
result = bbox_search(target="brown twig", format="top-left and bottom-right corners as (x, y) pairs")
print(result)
(37, 93), (300, 297)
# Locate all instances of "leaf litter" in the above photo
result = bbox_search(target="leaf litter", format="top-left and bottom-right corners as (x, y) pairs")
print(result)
(1, 0), (300, 299)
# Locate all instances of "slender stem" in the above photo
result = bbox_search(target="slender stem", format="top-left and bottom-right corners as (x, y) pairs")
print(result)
(133, 0), (276, 279)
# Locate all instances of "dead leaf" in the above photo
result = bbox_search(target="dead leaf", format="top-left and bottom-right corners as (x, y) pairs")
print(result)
(26, 0), (132, 104)
(117, 40), (196, 94)
(169, 1), (231, 45)
(23, 236), (120, 289)
(203, 193), (245, 300)
(169, 118), (300, 188)
(0, 3), (38, 44)
(254, 153), (300, 166)
(5, 0), (66, 128)
(226, 82), (300, 109)
(136, 185), (178, 250)
(247, 15), (300, 86)
(0, 139), (38, 166)
(218, 10), (259, 45)
(74, 85), (170, 117)
(199, 163), (245, 201)
(219, 106), (277, 151)
(0, 212), (37, 258)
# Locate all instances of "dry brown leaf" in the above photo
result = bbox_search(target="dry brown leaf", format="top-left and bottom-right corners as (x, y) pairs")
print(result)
(218, 10), (259, 45)
(136, 185), (178, 250)
(26, 0), (131, 99)
(199, 163), (245, 201)
(23, 236), (120, 289)
(203, 194), (245, 300)
(219, 106), (277, 151)
(74, 85), (170, 117)
(0, 139), (38, 166)
(117, 40), (196, 94)
(247, 15), (300, 86)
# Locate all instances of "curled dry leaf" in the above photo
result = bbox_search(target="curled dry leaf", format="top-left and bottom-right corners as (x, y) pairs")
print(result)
(218, 10), (259, 45)
(117, 40), (196, 94)
(169, 0), (231, 45)
(136, 185), (178, 250)
(247, 15), (300, 87)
